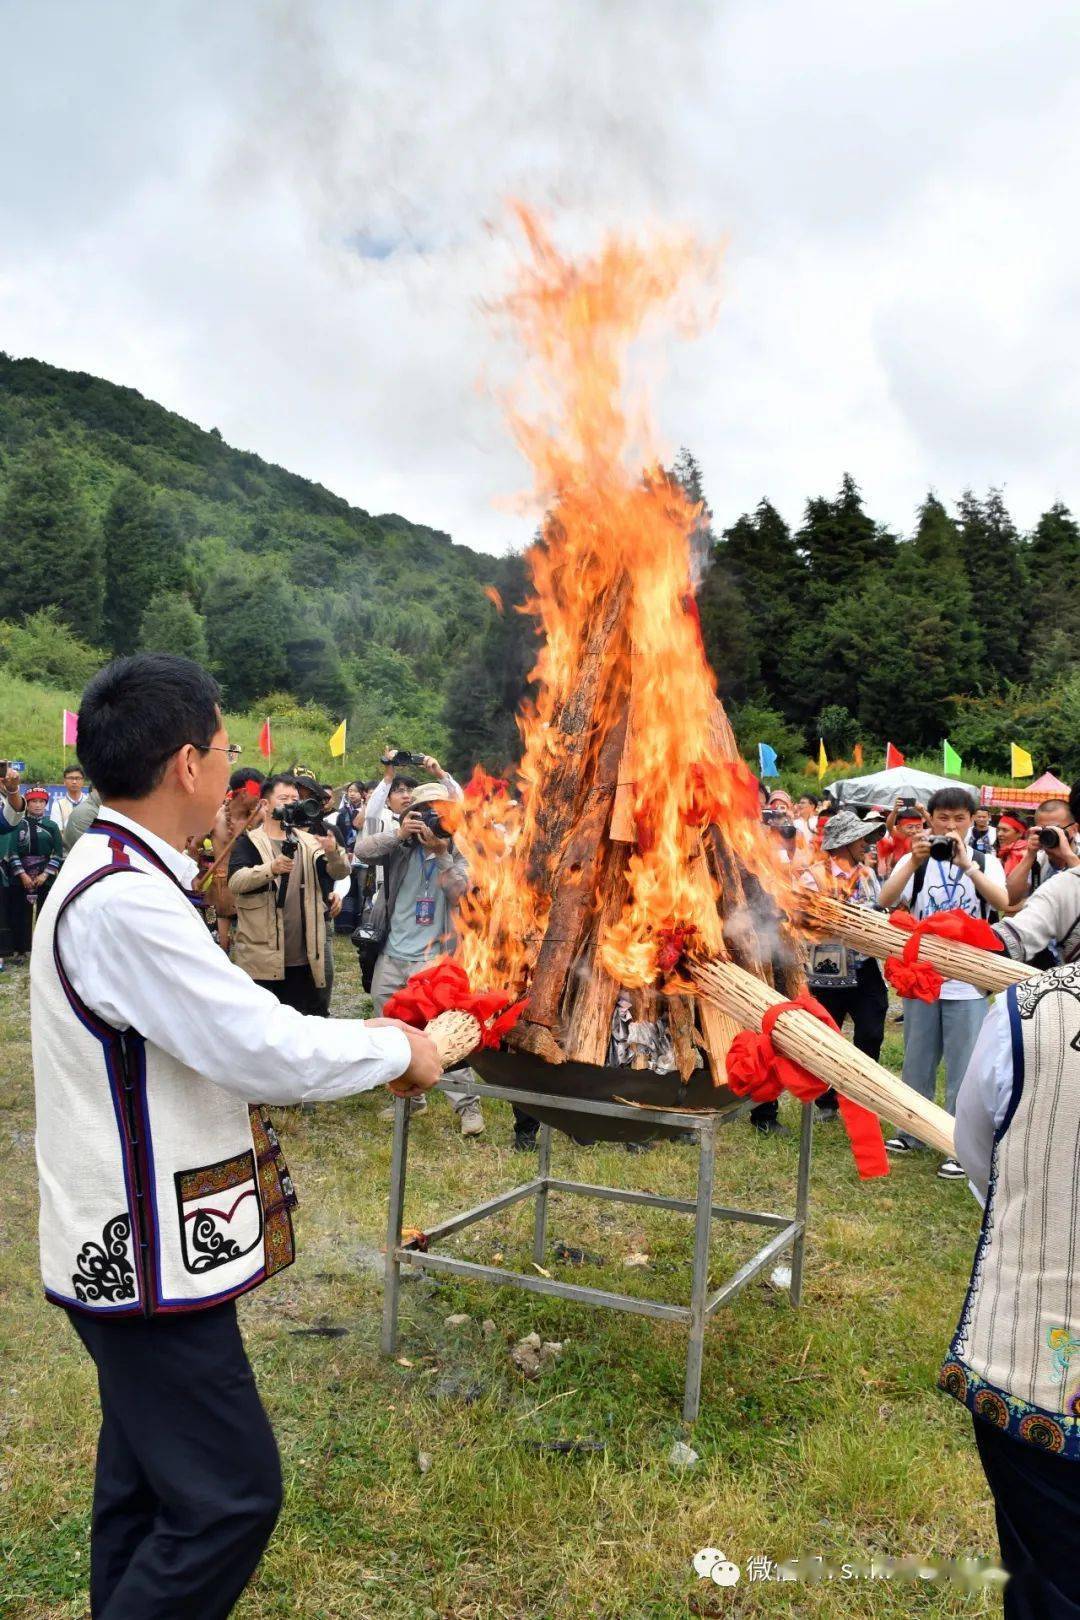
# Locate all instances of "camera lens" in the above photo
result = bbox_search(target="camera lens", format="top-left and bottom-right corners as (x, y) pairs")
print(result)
(929, 837), (954, 862)
(1038, 828), (1061, 851)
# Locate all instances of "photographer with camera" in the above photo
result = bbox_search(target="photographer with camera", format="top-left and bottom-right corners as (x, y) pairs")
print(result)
(364, 747), (464, 837)
(993, 781), (1080, 970)
(877, 787), (1008, 1177)
(353, 780), (484, 1137)
(228, 774), (349, 1015)
(1004, 797), (1080, 907)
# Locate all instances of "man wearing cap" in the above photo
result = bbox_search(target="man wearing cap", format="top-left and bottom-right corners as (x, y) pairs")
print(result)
(800, 810), (887, 1118)
(228, 773), (349, 1016)
(8, 787), (63, 962)
(353, 780), (485, 1137)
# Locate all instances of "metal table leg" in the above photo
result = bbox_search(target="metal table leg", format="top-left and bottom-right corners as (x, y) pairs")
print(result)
(380, 1095), (411, 1355)
(683, 1117), (717, 1425)
(533, 1123), (552, 1264)
(789, 1102), (813, 1308)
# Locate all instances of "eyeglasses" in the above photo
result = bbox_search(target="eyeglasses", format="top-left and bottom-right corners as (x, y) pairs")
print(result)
(197, 744), (243, 764)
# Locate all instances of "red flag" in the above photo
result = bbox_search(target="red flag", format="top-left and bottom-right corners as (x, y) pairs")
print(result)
(853, 742), (864, 766)
(885, 741), (905, 770)
(258, 719), (273, 760)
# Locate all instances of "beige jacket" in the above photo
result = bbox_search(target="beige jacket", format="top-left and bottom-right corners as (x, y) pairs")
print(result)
(228, 824), (348, 986)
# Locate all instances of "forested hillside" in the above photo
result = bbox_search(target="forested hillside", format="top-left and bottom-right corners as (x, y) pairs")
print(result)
(0, 353), (519, 765)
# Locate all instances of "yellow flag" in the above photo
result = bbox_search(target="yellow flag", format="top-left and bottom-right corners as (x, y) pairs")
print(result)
(1010, 743), (1033, 779)
(328, 719), (347, 759)
(817, 739), (829, 780)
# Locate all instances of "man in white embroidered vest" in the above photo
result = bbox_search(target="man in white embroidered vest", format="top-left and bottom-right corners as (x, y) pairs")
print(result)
(31, 653), (441, 1620)
(943, 963), (1080, 1615)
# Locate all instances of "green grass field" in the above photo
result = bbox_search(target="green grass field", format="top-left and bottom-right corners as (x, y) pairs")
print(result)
(1, 943), (1002, 1619)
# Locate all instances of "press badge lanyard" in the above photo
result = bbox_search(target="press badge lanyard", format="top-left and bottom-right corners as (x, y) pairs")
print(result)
(415, 849), (439, 927)
(933, 858), (964, 912)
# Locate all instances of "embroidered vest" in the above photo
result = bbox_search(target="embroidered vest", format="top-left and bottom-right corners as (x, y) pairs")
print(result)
(939, 964), (1080, 1456)
(31, 821), (296, 1317)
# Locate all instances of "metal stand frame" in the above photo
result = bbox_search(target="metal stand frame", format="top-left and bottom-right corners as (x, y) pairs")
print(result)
(382, 1078), (813, 1423)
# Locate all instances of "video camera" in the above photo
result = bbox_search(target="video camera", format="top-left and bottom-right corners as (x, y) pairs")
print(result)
(271, 797), (328, 848)
(385, 748), (428, 768)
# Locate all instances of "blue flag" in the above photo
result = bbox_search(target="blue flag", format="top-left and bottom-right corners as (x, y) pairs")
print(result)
(758, 742), (778, 778)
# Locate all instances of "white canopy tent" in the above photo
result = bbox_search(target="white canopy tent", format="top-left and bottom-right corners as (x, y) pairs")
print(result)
(831, 765), (977, 813)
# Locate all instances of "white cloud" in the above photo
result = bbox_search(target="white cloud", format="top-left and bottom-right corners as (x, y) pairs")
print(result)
(2, 0), (1079, 552)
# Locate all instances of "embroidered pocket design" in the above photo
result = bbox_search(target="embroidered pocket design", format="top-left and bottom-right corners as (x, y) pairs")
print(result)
(174, 1150), (263, 1274)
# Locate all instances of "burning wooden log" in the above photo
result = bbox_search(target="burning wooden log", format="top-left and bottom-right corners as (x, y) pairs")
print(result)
(796, 892), (1035, 995)
(690, 955), (955, 1156)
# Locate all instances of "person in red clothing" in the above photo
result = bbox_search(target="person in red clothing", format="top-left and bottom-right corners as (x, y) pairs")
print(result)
(995, 813), (1029, 879)
(875, 801), (926, 877)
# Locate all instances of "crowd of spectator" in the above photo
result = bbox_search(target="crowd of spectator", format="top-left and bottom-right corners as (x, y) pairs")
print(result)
(7, 744), (1080, 1170)
(760, 779), (1080, 1181)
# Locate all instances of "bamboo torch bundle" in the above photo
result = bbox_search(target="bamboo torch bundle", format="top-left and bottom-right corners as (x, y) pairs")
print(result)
(689, 955), (956, 1156)
(795, 892), (1036, 995)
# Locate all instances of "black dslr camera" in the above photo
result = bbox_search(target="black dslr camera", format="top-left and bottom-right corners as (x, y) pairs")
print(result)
(406, 803), (453, 843)
(386, 748), (427, 768)
(929, 835), (957, 862)
(762, 809), (797, 841)
(1038, 827), (1064, 852)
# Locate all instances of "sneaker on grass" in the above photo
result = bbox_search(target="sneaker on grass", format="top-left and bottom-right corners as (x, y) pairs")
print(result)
(457, 1097), (485, 1137)
(884, 1136), (915, 1154)
(937, 1158), (966, 1180)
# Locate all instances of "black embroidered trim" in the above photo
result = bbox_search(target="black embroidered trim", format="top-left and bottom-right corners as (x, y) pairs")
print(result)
(1015, 962), (1080, 1019)
(186, 1210), (244, 1272)
(72, 1214), (137, 1304)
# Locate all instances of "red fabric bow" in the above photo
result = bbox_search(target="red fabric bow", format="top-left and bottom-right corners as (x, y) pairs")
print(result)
(726, 990), (889, 1179)
(382, 959), (528, 1049)
(884, 909), (1004, 1002)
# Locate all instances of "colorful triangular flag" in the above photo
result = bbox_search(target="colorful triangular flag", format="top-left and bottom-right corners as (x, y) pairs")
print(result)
(258, 718), (273, 760)
(1010, 743), (1034, 779)
(885, 741), (905, 770)
(328, 719), (347, 759)
(758, 741), (778, 778)
(943, 739), (963, 776)
(62, 708), (78, 747)
(817, 739), (829, 780)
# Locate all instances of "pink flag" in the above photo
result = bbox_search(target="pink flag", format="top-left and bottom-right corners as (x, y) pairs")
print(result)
(62, 709), (78, 747)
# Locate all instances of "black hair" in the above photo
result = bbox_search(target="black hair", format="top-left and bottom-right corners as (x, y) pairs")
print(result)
(389, 774), (418, 795)
(229, 766), (265, 793)
(260, 774), (299, 799)
(927, 787), (977, 815)
(62, 763), (84, 778)
(77, 654), (221, 801)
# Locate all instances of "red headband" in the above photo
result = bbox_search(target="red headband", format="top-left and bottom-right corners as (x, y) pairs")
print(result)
(999, 814), (1026, 834)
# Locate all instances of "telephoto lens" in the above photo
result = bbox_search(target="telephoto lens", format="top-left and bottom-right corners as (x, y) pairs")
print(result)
(929, 836), (955, 862)
(1038, 827), (1062, 852)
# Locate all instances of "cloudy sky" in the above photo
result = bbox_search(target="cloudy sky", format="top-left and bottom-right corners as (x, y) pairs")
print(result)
(2, 0), (1079, 554)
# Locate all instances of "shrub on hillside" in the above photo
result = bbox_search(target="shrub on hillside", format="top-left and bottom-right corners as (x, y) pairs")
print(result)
(0, 607), (105, 689)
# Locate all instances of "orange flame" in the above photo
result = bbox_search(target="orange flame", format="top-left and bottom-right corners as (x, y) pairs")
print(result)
(456, 211), (789, 998)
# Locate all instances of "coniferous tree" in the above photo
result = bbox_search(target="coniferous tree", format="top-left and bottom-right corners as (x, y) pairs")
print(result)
(205, 568), (292, 707)
(102, 476), (172, 653)
(957, 489), (1029, 687)
(714, 498), (802, 697)
(1028, 502), (1080, 652)
(0, 446), (103, 640)
(899, 492), (984, 690)
(798, 474), (892, 603)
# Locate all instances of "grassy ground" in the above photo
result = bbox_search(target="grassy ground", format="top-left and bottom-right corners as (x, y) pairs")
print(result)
(1, 941), (1002, 1619)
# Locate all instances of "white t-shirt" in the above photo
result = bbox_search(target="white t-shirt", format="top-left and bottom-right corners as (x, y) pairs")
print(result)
(967, 825), (997, 852)
(898, 852), (1006, 1001)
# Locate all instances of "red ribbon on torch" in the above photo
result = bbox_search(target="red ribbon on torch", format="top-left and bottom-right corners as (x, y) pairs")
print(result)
(726, 990), (889, 1179)
(884, 909), (1004, 1003)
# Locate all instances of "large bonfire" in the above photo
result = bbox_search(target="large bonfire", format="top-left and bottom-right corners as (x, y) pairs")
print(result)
(448, 210), (801, 1085)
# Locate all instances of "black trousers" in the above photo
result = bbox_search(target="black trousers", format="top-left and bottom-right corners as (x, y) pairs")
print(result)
(974, 1415), (1080, 1617)
(68, 1302), (281, 1620)
(812, 959), (888, 1110)
(257, 964), (330, 1017)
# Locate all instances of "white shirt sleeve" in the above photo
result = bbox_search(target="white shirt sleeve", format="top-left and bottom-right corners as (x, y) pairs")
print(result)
(58, 874), (412, 1105)
(1, 797), (25, 828)
(363, 776), (392, 833)
(953, 997), (1014, 1204)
